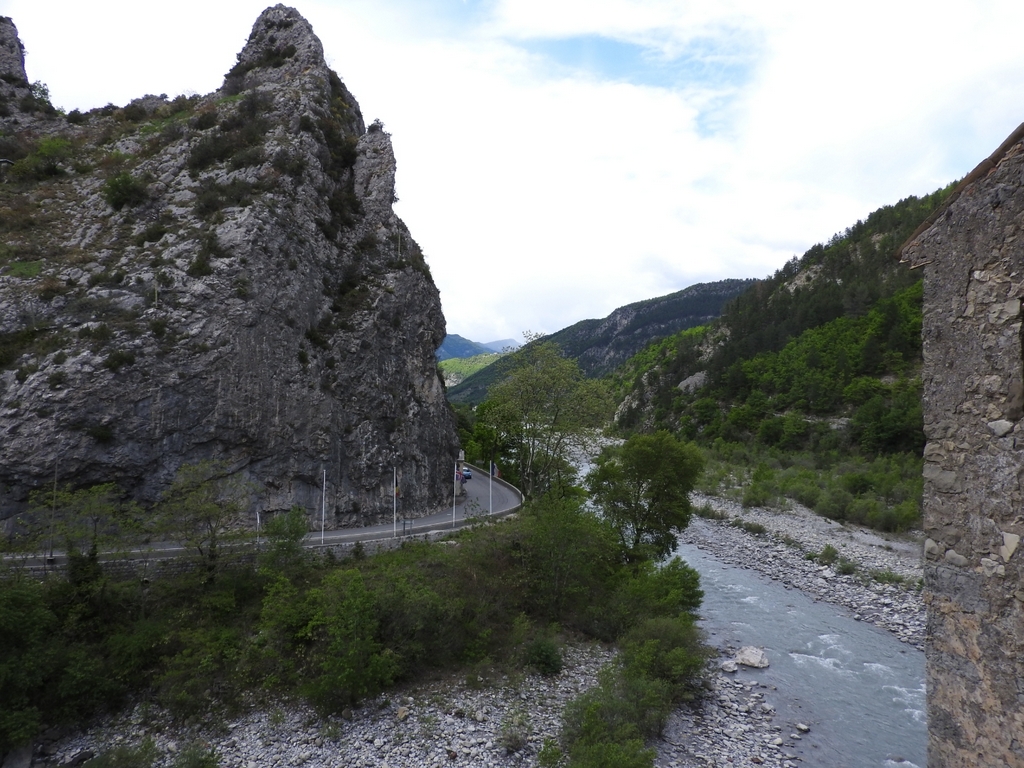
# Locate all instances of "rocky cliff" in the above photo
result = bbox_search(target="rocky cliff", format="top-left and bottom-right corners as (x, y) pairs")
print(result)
(0, 6), (459, 527)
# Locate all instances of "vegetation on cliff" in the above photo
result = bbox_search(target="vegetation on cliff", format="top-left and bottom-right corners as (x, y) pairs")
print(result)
(0, 5), (457, 525)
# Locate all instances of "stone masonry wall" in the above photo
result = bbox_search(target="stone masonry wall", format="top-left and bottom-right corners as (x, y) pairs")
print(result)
(902, 136), (1024, 767)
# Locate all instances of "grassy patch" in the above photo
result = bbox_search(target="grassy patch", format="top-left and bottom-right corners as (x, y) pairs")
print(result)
(870, 568), (907, 585)
(729, 518), (767, 535)
(806, 544), (858, 574)
(693, 502), (728, 521)
(6, 260), (42, 278)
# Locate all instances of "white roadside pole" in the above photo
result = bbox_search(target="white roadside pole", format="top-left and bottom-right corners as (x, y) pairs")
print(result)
(320, 469), (326, 545)
(452, 459), (457, 528)
(393, 467), (397, 537)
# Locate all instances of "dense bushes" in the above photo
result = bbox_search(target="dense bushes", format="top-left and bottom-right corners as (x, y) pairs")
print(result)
(553, 613), (710, 767)
(8, 137), (73, 181)
(699, 442), (922, 531)
(0, 491), (709, 756)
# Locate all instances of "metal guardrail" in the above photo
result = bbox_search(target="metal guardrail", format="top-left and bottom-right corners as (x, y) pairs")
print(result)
(3, 463), (526, 572)
(305, 462), (524, 550)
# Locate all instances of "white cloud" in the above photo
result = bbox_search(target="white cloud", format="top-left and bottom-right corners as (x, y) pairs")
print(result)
(6, 0), (1024, 343)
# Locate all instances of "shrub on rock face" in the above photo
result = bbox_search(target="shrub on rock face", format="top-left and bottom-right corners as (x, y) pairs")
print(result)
(103, 350), (135, 371)
(102, 172), (148, 210)
(8, 137), (73, 181)
(186, 252), (213, 277)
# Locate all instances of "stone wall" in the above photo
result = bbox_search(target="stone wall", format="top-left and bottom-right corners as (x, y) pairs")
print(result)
(901, 128), (1024, 767)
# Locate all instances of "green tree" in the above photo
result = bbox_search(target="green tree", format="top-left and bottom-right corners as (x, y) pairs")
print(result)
(301, 569), (398, 710)
(482, 341), (612, 497)
(0, 577), (58, 751)
(14, 483), (143, 567)
(517, 494), (620, 624)
(259, 504), (309, 575)
(156, 461), (250, 582)
(587, 431), (704, 561)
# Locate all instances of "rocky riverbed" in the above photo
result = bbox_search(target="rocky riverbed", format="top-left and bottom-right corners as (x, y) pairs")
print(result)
(45, 646), (616, 768)
(653, 495), (925, 768)
(36, 496), (924, 768)
(686, 493), (925, 650)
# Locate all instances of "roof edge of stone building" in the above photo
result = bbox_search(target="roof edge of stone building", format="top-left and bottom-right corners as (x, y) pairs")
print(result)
(899, 121), (1024, 263)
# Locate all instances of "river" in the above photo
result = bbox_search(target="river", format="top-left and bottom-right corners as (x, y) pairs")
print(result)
(674, 540), (927, 768)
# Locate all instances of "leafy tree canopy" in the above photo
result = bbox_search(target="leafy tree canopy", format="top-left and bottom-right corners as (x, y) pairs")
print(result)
(156, 460), (252, 582)
(587, 431), (705, 561)
(481, 340), (613, 497)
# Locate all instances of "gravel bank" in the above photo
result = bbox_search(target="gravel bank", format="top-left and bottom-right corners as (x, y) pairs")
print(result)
(48, 645), (615, 768)
(685, 493), (925, 649)
(42, 496), (924, 768)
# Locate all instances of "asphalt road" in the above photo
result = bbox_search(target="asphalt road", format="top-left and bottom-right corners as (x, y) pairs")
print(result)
(312, 464), (522, 545)
(9, 464), (523, 568)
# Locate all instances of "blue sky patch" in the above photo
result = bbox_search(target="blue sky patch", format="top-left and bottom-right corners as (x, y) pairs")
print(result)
(519, 33), (755, 93)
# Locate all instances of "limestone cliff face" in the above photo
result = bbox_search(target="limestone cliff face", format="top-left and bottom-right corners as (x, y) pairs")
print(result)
(0, 6), (459, 526)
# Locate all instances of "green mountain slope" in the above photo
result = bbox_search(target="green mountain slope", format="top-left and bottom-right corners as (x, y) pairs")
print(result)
(616, 187), (953, 434)
(438, 352), (501, 387)
(611, 186), (956, 532)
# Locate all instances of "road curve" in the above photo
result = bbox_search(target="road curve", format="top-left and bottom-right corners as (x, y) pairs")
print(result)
(312, 463), (523, 545)
(6, 465), (523, 569)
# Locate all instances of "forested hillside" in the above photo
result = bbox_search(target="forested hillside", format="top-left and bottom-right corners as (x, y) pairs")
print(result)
(613, 185), (956, 531)
(438, 351), (500, 387)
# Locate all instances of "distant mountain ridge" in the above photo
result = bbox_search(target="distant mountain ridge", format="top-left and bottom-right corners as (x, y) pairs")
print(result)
(437, 335), (520, 360)
(481, 338), (520, 353)
(437, 334), (494, 360)
(546, 279), (756, 378)
(447, 278), (754, 403)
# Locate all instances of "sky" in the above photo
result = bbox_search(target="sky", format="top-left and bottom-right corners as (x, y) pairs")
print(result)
(5, 1), (1024, 345)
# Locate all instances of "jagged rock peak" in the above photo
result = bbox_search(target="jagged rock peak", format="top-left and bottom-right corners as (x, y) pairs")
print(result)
(0, 16), (28, 82)
(223, 5), (326, 93)
(0, 6), (457, 527)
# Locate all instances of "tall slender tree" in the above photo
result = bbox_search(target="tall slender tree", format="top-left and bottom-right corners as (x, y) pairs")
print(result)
(482, 340), (611, 498)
